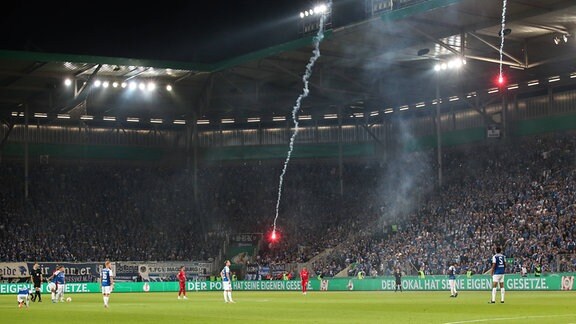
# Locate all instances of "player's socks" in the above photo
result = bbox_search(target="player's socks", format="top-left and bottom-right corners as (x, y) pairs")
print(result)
(491, 288), (496, 302)
(227, 291), (233, 302)
(500, 288), (505, 302)
(223, 291), (228, 303)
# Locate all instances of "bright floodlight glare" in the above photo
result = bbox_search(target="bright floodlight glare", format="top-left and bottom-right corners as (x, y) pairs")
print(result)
(147, 82), (156, 91)
(112, 82), (119, 88)
(314, 4), (327, 14)
(441, 63), (447, 70)
(102, 81), (109, 88)
(434, 64), (441, 71)
(64, 79), (72, 86)
(129, 81), (137, 90)
(138, 82), (146, 91)
(563, 34), (568, 42)
(304, 10), (309, 16)
(453, 58), (462, 68)
(121, 82), (127, 88)
(166, 84), (173, 91)
(94, 80), (102, 87)
(300, 12), (304, 18)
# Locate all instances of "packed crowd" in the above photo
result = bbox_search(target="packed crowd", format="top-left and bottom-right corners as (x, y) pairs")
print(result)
(314, 132), (576, 278)
(1, 131), (575, 280)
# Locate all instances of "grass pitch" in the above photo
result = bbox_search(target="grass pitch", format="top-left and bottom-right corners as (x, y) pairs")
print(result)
(2, 291), (575, 323)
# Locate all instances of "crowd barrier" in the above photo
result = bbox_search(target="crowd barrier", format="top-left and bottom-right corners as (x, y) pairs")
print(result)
(1, 273), (574, 294)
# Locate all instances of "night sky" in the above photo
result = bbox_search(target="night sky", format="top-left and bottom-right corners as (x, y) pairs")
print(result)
(1, 1), (363, 63)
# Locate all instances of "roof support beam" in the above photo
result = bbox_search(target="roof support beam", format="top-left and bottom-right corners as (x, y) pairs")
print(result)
(467, 32), (524, 67)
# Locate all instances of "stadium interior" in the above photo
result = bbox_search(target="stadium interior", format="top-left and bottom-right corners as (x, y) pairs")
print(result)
(0, 0), (575, 282)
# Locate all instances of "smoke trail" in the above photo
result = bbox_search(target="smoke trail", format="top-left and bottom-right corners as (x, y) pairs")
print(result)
(273, 13), (327, 234)
(498, 0), (507, 81)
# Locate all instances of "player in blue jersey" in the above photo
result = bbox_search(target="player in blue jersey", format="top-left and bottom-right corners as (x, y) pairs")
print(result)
(17, 287), (32, 308)
(448, 262), (458, 297)
(221, 260), (235, 303)
(47, 265), (66, 303)
(101, 260), (115, 308)
(489, 246), (506, 303)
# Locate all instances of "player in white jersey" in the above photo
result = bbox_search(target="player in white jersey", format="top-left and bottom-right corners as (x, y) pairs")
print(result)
(101, 260), (115, 308)
(221, 260), (234, 303)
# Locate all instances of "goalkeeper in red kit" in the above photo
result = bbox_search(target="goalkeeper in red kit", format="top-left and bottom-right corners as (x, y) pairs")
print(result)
(177, 266), (187, 300)
(300, 267), (309, 295)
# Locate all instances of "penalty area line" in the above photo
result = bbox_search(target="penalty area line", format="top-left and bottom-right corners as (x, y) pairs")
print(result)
(443, 314), (576, 324)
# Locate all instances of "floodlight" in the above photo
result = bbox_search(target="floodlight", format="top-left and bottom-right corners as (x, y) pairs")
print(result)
(314, 4), (327, 14)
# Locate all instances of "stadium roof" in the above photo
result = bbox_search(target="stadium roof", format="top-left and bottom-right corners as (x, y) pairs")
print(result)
(1, 0), (576, 129)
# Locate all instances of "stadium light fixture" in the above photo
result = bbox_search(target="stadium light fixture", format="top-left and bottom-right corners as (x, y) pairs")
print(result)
(434, 57), (465, 72)
(64, 78), (72, 86)
(300, 3), (329, 18)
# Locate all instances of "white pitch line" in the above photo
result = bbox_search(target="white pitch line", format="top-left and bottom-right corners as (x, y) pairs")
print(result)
(443, 314), (576, 324)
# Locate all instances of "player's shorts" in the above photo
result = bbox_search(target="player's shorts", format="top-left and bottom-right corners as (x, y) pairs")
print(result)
(492, 274), (504, 283)
(56, 284), (65, 294)
(102, 286), (113, 294)
(222, 281), (232, 291)
(17, 294), (29, 303)
(47, 282), (57, 292)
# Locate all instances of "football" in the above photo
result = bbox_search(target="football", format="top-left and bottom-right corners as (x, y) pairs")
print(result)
(66, 297), (72, 302)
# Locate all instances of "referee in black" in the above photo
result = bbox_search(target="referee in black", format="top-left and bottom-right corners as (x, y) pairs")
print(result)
(30, 263), (43, 302)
